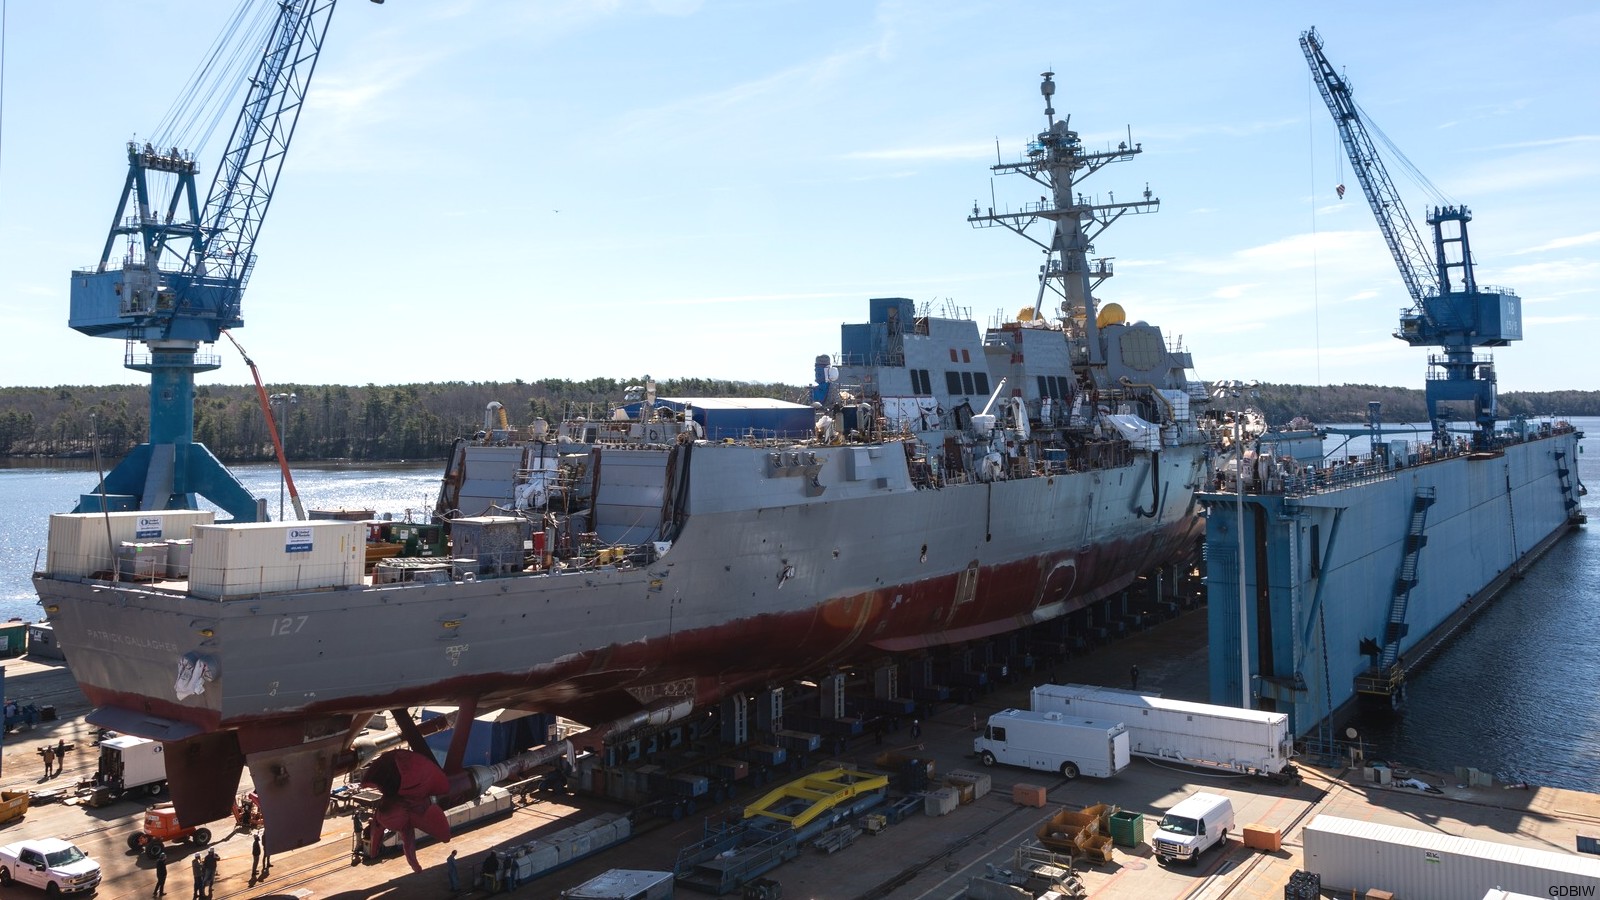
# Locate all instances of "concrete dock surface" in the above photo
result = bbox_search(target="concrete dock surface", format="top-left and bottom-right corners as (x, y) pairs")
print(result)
(3, 607), (1596, 899)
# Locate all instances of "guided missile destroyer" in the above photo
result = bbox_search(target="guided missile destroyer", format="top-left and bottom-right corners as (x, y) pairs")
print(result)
(36, 73), (1216, 852)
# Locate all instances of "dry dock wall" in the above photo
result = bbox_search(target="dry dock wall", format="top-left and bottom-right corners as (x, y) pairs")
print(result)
(1303, 814), (1600, 900)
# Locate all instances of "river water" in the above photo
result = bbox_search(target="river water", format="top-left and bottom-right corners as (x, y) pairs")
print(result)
(3, 420), (1597, 791)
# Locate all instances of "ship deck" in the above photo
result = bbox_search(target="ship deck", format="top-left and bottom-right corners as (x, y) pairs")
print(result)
(4, 609), (1598, 899)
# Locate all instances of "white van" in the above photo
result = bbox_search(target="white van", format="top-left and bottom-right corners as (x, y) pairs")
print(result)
(1152, 791), (1234, 865)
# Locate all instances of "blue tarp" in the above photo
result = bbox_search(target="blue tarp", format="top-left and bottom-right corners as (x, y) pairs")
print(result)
(422, 708), (554, 767)
(619, 397), (814, 441)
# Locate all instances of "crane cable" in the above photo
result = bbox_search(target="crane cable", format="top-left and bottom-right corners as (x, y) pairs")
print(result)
(153, 0), (281, 154)
(0, 0), (7, 219)
(134, 0), (282, 217)
(1355, 100), (1453, 209)
(1305, 57), (1324, 388)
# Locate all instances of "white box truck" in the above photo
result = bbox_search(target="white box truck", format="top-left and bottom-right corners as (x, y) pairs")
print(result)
(973, 708), (1130, 780)
(93, 735), (168, 800)
(1030, 683), (1296, 780)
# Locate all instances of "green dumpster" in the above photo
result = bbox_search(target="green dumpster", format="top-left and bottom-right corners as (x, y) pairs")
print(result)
(1108, 810), (1144, 848)
(0, 622), (25, 658)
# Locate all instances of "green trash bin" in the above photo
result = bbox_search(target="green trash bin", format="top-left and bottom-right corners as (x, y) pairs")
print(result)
(1109, 810), (1145, 848)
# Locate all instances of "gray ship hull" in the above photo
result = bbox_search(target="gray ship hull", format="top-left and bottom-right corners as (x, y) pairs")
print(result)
(38, 439), (1207, 734)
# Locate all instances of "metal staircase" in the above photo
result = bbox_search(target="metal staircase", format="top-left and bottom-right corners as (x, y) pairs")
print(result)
(1356, 486), (1435, 700)
(1380, 487), (1436, 668)
(1555, 448), (1586, 524)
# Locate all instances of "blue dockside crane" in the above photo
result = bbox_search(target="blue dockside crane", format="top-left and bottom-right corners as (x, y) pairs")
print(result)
(1302, 28), (1521, 452)
(66, 1), (366, 520)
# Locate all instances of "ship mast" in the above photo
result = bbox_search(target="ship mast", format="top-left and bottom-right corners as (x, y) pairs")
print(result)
(968, 71), (1159, 381)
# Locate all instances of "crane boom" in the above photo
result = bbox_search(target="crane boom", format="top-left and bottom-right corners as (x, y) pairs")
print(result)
(66, 0), (350, 521)
(1299, 27), (1523, 452)
(1300, 27), (1437, 305)
(195, 0), (337, 318)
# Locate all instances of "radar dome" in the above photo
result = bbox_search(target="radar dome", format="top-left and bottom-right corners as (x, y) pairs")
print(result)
(1096, 302), (1126, 328)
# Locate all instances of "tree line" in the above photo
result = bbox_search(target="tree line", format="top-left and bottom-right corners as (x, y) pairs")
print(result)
(1239, 384), (1599, 428)
(0, 380), (1595, 461)
(0, 378), (802, 460)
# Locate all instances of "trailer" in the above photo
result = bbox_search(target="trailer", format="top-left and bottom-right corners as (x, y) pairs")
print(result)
(562, 868), (674, 899)
(1303, 814), (1600, 900)
(1030, 683), (1296, 780)
(973, 709), (1130, 780)
(489, 812), (632, 890)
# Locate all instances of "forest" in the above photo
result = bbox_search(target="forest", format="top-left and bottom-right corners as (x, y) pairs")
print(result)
(0, 378), (800, 461)
(1, 379), (1595, 462)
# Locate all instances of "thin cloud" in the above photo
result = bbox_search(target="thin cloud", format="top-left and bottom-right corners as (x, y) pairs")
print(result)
(617, 45), (878, 140)
(1179, 230), (1382, 277)
(1485, 134), (1600, 151)
(1514, 231), (1600, 254)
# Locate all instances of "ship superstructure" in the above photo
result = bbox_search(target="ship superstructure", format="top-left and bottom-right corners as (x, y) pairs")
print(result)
(36, 74), (1214, 854)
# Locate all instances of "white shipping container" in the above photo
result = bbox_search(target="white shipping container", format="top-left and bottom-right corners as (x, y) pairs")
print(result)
(188, 520), (363, 599)
(1031, 683), (1294, 776)
(45, 510), (215, 577)
(1303, 815), (1600, 900)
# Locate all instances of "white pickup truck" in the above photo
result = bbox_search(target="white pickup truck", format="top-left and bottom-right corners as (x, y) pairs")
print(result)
(0, 837), (102, 894)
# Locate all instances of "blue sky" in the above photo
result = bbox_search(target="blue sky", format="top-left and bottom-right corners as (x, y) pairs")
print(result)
(1, 0), (1595, 396)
